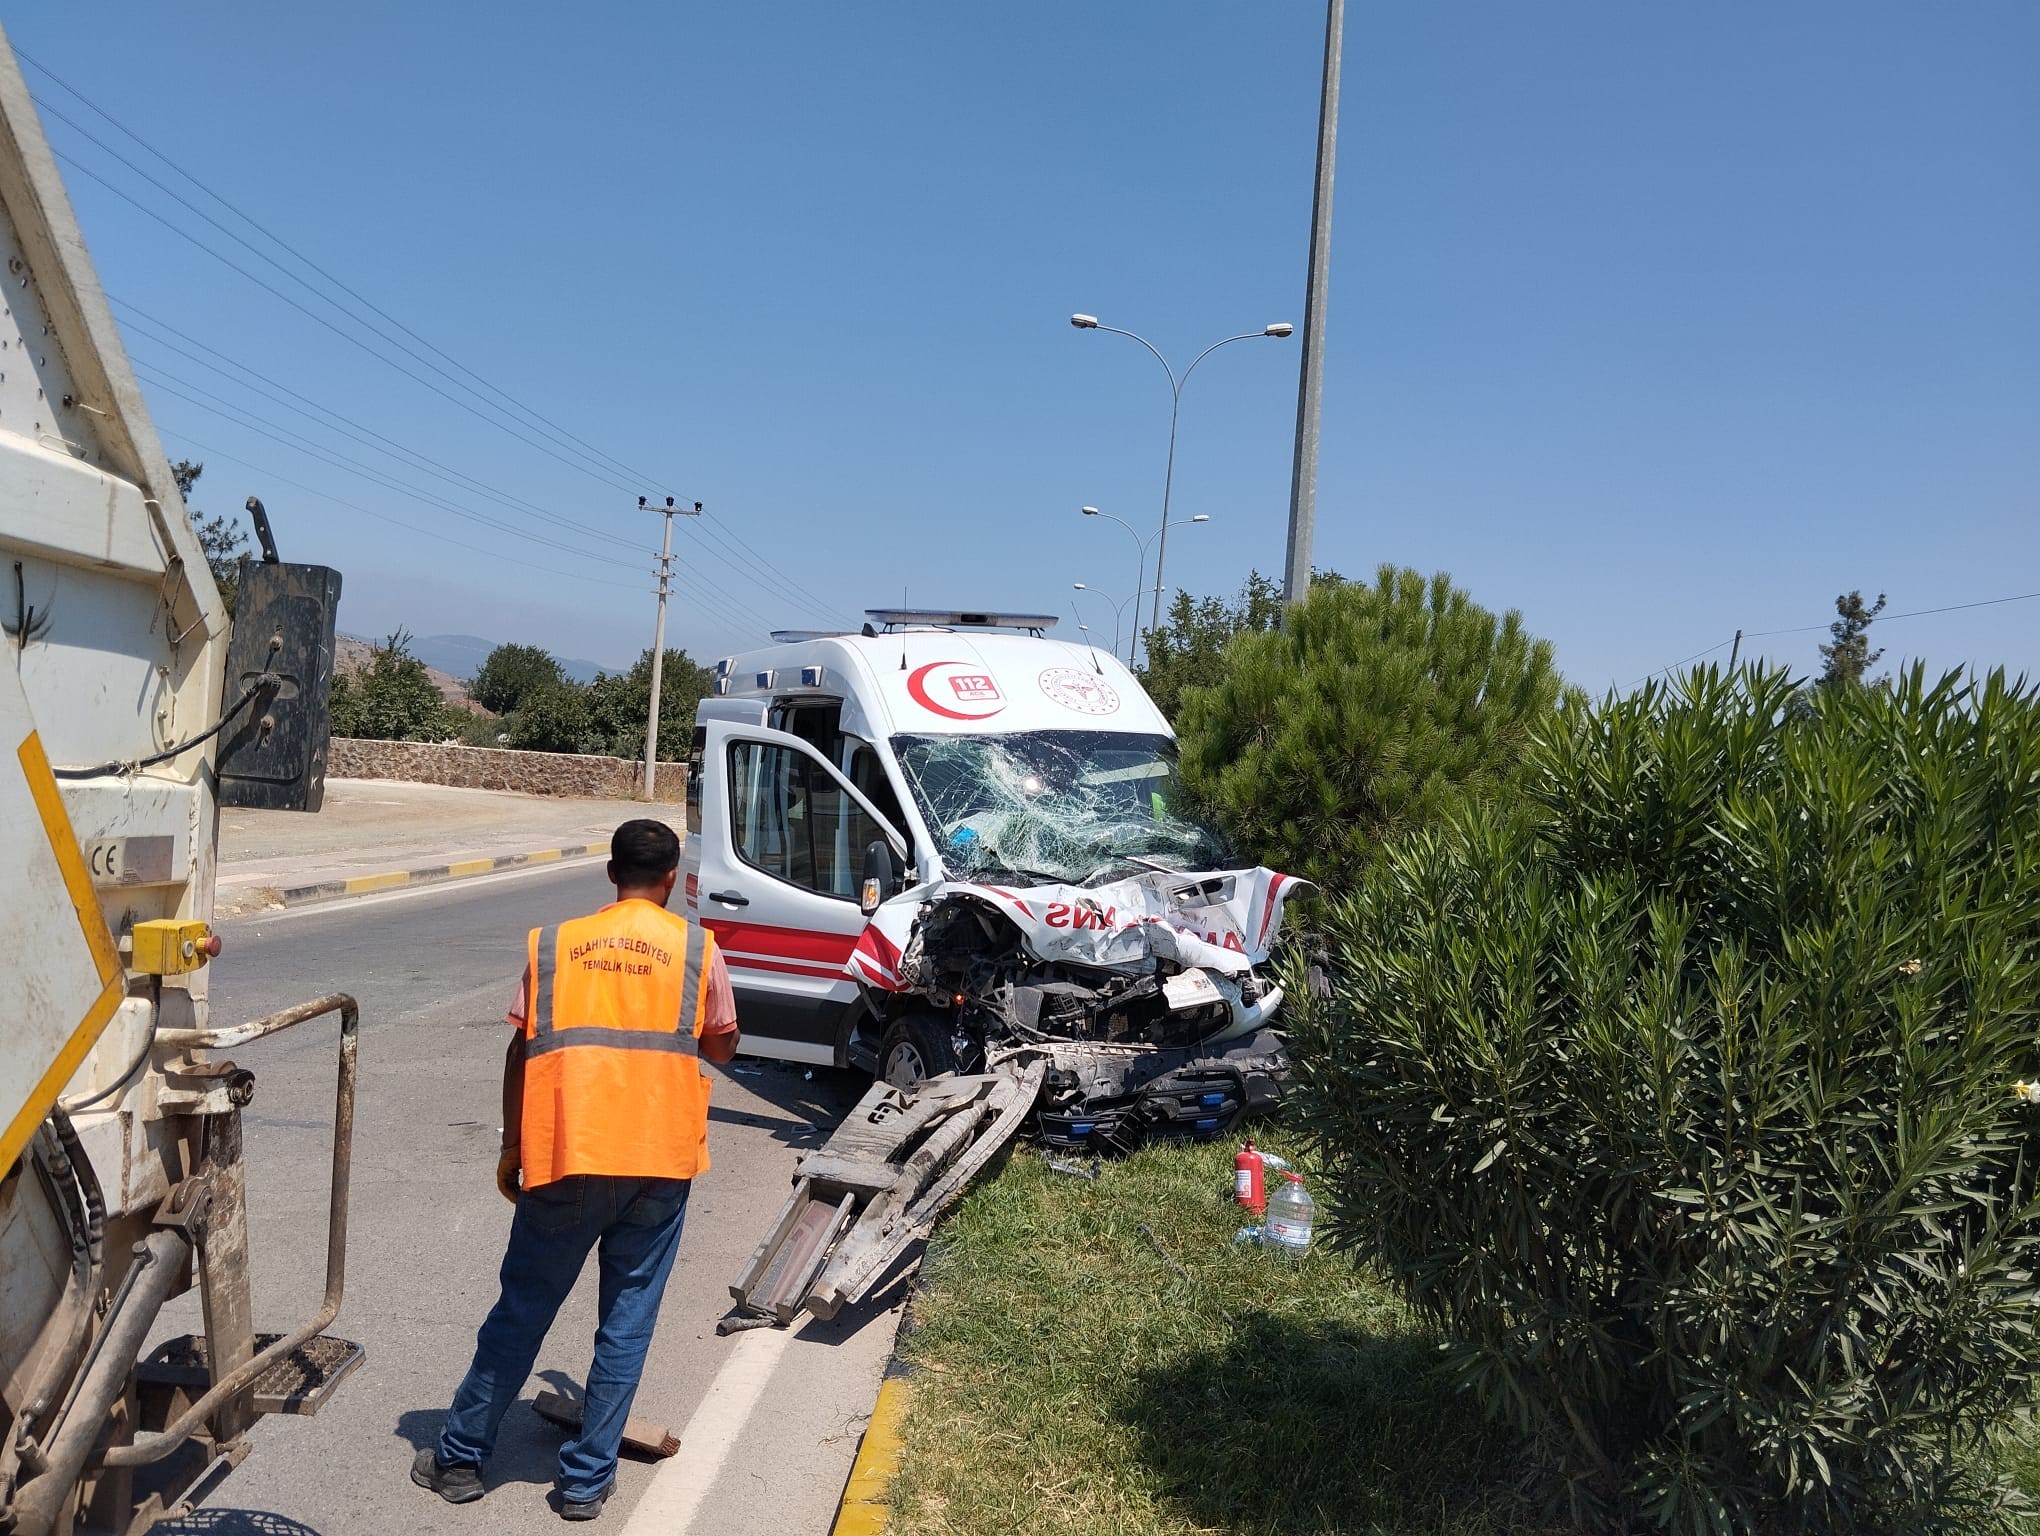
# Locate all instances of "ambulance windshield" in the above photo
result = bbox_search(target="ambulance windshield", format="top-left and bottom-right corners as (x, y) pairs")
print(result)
(891, 730), (1228, 886)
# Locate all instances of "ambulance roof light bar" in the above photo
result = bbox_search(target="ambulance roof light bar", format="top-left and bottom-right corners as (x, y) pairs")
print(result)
(865, 609), (1061, 636)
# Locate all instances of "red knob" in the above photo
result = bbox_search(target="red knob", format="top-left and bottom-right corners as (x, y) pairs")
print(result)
(202, 934), (224, 958)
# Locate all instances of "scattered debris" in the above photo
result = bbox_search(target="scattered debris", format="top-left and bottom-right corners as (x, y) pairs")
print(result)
(1046, 1157), (1101, 1180)
(732, 1062), (1045, 1323)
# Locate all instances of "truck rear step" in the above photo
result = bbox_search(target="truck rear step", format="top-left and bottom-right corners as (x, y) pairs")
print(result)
(137, 1333), (365, 1418)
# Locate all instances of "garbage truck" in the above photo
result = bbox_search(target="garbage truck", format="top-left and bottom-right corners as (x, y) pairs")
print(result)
(0, 26), (358, 1534)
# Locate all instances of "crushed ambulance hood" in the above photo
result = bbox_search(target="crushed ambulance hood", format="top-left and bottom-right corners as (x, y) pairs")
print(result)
(846, 867), (1307, 992)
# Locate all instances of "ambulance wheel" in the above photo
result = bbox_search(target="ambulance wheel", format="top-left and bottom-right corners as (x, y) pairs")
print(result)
(880, 1013), (960, 1090)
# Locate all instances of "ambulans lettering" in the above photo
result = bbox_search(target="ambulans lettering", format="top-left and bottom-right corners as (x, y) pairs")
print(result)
(1042, 902), (1116, 931)
(1040, 901), (1245, 950)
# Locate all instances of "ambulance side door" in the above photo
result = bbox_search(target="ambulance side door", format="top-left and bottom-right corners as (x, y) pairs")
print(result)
(690, 718), (909, 1065)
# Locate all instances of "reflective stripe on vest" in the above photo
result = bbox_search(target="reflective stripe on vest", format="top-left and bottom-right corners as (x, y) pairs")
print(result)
(527, 919), (705, 1058)
(518, 902), (716, 1186)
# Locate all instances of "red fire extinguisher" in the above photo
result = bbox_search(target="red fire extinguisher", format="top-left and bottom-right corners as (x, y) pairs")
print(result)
(1234, 1137), (1266, 1215)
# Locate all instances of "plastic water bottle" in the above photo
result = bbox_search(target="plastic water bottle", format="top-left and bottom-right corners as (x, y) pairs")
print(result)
(1264, 1171), (1315, 1259)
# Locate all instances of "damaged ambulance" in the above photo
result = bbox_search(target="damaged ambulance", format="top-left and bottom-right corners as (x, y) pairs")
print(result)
(684, 609), (1306, 1151)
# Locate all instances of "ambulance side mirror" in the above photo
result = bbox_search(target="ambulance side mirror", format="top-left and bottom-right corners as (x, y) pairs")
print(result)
(860, 840), (903, 915)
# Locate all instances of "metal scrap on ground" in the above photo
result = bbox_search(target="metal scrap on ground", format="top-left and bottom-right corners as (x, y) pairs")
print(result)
(728, 1060), (1047, 1326)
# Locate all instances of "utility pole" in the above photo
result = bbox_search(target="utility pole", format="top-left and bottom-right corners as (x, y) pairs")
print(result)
(639, 496), (700, 799)
(1283, 0), (1345, 608)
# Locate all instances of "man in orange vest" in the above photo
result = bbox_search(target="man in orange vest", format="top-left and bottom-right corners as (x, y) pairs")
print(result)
(412, 819), (738, 1521)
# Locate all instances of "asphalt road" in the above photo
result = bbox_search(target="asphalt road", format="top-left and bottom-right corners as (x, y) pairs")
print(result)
(150, 863), (906, 1536)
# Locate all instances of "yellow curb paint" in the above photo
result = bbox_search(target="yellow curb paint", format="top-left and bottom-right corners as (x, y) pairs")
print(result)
(527, 848), (562, 864)
(447, 858), (495, 878)
(342, 870), (411, 895)
(831, 1377), (910, 1536)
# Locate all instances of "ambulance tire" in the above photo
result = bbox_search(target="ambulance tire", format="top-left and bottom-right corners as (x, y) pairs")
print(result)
(879, 1012), (960, 1090)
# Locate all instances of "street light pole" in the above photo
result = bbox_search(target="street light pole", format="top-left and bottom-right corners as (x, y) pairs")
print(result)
(639, 495), (701, 799)
(1071, 316), (1292, 641)
(1079, 505), (1212, 666)
(1072, 582), (1139, 661)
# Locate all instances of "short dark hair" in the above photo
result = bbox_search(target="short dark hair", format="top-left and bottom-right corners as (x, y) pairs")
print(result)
(610, 818), (681, 886)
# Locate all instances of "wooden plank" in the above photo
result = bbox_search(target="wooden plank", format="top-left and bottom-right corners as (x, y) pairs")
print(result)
(532, 1389), (680, 1458)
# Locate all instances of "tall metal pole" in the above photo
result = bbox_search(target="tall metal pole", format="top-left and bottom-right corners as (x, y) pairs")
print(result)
(1283, 0), (1344, 607)
(1150, 389), (1184, 641)
(640, 496), (700, 799)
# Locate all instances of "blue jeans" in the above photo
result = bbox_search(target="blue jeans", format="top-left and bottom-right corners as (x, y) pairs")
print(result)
(438, 1174), (691, 1501)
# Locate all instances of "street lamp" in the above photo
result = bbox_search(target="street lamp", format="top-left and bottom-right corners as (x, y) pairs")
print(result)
(1070, 314), (1292, 638)
(1079, 505), (1210, 666)
(1071, 581), (1141, 661)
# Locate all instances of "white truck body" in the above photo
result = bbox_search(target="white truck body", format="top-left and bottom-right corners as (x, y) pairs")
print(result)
(0, 27), (357, 1533)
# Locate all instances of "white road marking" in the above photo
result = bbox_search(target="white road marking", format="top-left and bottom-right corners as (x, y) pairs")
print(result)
(619, 1323), (797, 1536)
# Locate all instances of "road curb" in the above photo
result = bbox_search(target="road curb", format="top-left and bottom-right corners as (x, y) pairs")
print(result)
(269, 841), (611, 909)
(829, 1367), (912, 1536)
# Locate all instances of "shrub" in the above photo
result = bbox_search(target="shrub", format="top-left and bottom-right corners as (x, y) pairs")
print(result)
(507, 679), (599, 755)
(1175, 566), (1564, 894)
(1287, 665), (2040, 1533)
(468, 642), (564, 715)
(583, 647), (713, 762)
(328, 630), (459, 742)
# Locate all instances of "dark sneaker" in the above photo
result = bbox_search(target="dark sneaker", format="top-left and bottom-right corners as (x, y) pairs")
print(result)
(411, 1447), (484, 1504)
(558, 1479), (615, 1521)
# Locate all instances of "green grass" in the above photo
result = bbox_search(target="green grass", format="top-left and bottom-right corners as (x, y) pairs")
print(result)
(887, 1140), (1563, 1536)
(887, 1140), (2040, 1535)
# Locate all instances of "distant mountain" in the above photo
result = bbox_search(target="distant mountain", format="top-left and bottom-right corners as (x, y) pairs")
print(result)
(408, 634), (614, 685)
(335, 632), (620, 702)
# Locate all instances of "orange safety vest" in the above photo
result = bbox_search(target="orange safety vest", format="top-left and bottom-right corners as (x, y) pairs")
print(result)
(518, 899), (717, 1188)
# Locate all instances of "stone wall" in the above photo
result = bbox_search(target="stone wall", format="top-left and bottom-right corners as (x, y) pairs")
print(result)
(328, 738), (685, 802)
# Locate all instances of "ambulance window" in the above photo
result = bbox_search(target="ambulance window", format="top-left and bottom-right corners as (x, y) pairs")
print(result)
(685, 726), (706, 838)
(843, 739), (906, 833)
(727, 741), (884, 901)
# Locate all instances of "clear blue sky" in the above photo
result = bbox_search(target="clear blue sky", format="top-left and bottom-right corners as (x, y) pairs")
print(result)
(7, 2), (2035, 690)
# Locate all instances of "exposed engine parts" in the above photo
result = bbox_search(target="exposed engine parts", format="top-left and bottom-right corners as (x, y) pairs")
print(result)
(888, 891), (1289, 1152)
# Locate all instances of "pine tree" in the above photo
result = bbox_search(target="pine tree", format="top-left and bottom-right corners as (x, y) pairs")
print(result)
(172, 460), (247, 615)
(1817, 589), (1886, 690)
(1175, 566), (1565, 894)
(1136, 570), (1284, 724)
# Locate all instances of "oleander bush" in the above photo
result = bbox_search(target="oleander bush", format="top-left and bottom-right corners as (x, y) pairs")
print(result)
(1287, 664), (2040, 1534)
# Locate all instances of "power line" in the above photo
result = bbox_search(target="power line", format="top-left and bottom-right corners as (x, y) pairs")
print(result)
(125, 299), (844, 616)
(162, 430), (768, 645)
(116, 299), (847, 621)
(1635, 590), (2040, 687)
(161, 431), (634, 592)
(24, 48), (852, 623)
(121, 306), (641, 550)
(50, 147), (656, 499)
(131, 350), (641, 559)
(21, 65), (658, 491)
(137, 368), (647, 576)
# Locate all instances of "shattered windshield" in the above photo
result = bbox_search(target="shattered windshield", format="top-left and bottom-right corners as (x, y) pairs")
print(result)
(891, 730), (1229, 886)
